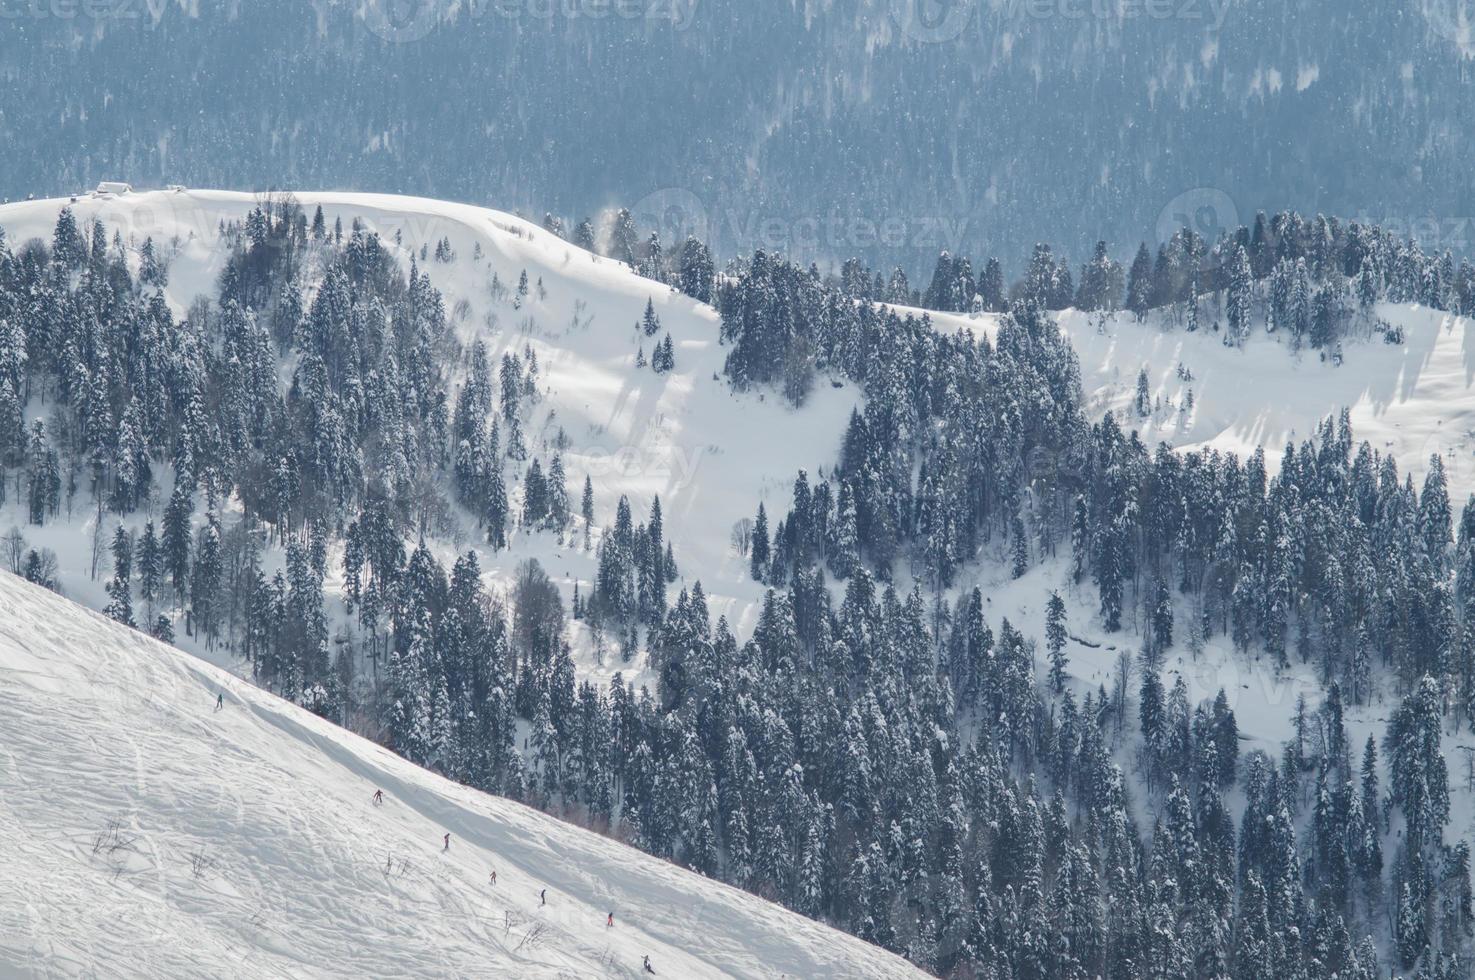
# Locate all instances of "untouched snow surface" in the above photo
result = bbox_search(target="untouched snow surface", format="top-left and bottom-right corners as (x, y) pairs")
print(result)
(0, 572), (924, 979)
(1052, 305), (1475, 502)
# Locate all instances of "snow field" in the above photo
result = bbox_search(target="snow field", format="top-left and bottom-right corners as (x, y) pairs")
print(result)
(0, 571), (924, 978)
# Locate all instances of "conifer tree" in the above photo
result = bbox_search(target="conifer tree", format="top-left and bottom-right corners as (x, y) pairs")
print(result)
(1010, 510), (1028, 579)
(751, 503), (770, 581)
(104, 525), (134, 627)
(162, 483), (193, 599)
(581, 475), (595, 550)
(25, 421), (59, 526)
(575, 219), (596, 253)
(1046, 591), (1068, 693)
(486, 465), (508, 550)
(191, 515), (223, 644)
(1226, 245), (1253, 346)
(522, 458), (549, 529)
(1152, 579), (1173, 650)
(678, 237), (714, 303)
(137, 521), (161, 620)
(1124, 371), (1149, 423)
(1126, 242), (1154, 320)
(979, 257), (1006, 312)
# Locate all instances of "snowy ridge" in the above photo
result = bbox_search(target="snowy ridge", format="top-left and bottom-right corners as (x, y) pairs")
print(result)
(3, 190), (1472, 698)
(931, 301), (1475, 505)
(0, 571), (922, 978)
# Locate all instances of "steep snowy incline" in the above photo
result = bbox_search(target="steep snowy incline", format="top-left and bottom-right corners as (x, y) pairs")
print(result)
(0, 573), (923, 979)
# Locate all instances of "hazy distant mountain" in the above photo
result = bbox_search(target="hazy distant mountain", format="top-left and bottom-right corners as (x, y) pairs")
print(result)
(3, 1), (1473, 272)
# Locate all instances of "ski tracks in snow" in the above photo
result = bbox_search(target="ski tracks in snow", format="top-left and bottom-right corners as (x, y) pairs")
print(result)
(0, 572), (922, 979)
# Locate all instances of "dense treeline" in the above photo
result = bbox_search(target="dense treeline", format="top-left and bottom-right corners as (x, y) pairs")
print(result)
(726, 225), (1475, 702)
(539, 199), (1474, 371)
(721, 243), (1475, 973)
(836, 210), (1475, 363)
(0, 198), (615, 714)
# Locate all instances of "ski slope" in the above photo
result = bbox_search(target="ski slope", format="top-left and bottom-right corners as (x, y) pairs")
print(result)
(0, 572), (923, 979)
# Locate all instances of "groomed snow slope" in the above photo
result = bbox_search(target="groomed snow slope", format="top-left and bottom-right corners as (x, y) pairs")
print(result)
(0, 573), (923, 979)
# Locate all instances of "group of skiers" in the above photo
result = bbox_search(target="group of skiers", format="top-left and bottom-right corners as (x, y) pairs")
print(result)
(209, 694), (659, 973)
(368, 788), (656, 973)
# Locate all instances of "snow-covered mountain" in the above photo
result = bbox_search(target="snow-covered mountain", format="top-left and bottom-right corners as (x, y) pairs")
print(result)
(6, 187), (1475, 735)
(0, 570), (922, 979)
(6, 188), (1475, 976)
(7, 188), (1473, 632)
(1055, 303), (1475, 503)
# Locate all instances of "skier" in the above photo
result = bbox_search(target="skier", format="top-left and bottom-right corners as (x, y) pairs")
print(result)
(489, 869), (497, 886)
(540, 888), (546, 906)
(215, 692), (224, 711)
(372, 789), (384, 805)
(442, 833), (450, 852)
(606, 912), (614, 929)
(643, 954), (655, 974)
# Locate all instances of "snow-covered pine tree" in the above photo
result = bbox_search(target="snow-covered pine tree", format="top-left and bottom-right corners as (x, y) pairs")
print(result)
(1046, 591), (1068, 693)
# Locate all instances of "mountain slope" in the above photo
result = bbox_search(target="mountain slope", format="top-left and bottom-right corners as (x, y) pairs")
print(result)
(0, 187), (870, 678)
(0, 571), (923, 979)
(1053, 304), (1475, 502)
(5, 189), (1474, 974)
(2, 189), (1471, 671)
